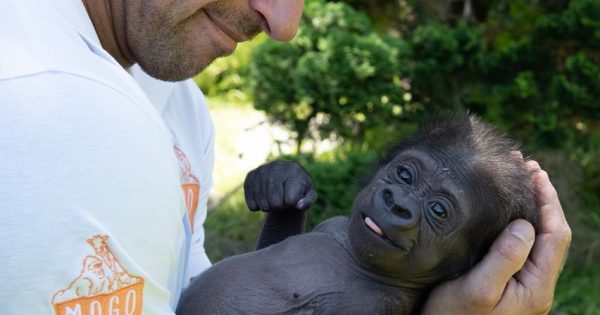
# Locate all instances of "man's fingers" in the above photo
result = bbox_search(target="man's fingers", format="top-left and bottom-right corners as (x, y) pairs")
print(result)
(526, 166), (571, 285)
(510, 150), (523, 160)
(524, 160), (541, 172)
(532, 169), (568, 233)
(463, 220), (535, 307)
(530, 161), (571, 265)
(423, 162), (569, 315)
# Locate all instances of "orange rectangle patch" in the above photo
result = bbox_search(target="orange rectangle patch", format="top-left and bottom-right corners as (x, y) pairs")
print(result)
(53, 281), (144, 315)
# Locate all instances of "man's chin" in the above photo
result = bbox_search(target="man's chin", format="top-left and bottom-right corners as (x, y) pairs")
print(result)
(139, 63), (205, 82)
(135, 54), (220, 82)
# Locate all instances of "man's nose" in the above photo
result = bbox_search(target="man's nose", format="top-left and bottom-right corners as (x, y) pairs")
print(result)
(250, 0), (304, 41)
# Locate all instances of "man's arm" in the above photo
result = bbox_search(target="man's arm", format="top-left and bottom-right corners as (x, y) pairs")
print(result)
(421, 160), (571, 315)
(243, 161), (317, 250)
(1, 72), (187, 314)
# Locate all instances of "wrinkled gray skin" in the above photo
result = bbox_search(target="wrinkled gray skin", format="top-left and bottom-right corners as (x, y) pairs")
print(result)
(177, 115), (538, 315)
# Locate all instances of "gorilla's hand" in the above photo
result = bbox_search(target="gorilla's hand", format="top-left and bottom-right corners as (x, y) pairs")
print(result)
(244, 160), (318, 212)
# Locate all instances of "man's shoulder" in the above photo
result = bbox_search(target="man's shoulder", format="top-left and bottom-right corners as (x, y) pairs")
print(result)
(0, 71), (172, 142)
(1, 71), (139, 110)
(1, 0), (122, 84)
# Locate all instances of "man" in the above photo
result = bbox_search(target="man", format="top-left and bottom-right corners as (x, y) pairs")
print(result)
(0, 0), (570, 314)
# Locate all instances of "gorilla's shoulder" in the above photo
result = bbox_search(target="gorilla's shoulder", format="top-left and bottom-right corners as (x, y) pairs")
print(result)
(313, 216), (349, 245)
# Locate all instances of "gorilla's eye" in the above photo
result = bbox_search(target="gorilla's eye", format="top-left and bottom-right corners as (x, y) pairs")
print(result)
(397, 167), (412, 184)
(430, 202), (447, 218)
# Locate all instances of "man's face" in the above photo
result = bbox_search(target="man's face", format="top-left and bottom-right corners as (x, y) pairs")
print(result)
(124, 0), (304, 81)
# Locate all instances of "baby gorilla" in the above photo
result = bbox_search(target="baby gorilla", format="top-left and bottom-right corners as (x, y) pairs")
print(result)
(178, 114), (538, 314)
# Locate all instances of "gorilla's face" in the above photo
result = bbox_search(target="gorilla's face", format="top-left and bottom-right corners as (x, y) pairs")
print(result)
(348, 147), (488, 285)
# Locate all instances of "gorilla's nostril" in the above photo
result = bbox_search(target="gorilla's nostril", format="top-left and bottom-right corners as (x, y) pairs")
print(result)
(392, 205), (412, 220)
(383, 189), (394, 207)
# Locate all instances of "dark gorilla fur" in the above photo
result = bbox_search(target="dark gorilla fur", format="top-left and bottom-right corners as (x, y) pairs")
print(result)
(178, 113), (539, 315)
(362, 114), (539, 278)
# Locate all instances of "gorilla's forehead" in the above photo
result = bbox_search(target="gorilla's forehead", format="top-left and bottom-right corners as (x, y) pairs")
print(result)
(382, 147), (483, 222)
(385, 147), (472, 184)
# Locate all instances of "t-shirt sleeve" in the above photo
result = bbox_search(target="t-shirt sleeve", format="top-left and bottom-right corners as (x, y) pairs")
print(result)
(183, 82), (215, 282)
(0, 72), (187, 314)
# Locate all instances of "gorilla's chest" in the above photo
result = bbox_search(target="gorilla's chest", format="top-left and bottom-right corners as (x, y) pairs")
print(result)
(182, 233), (411, 314)
(238, 235), (354, 312)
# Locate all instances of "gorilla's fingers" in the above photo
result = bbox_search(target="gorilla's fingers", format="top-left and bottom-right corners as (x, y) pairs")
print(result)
(244, 170), (259, 211)
(256, 171), (270, 212)
(296, 188), (317, 211)
(463, 219), (535, 308)
(267, 171), (284, 211)
(284, 177), (306, 208)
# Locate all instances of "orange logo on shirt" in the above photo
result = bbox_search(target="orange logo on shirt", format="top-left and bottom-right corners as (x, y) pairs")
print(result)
(174, 146), (200, 231)
(51, 235), (144, 315)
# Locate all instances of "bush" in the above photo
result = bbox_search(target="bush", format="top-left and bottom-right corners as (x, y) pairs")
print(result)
(204, 189), (264, 262)
(249, 0), (413, 151)
(553, 265), (600, 315)
(194, 34), (267, 103)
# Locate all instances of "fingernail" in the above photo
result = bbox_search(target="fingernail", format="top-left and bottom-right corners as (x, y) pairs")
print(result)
(509, 220), (534, 242)
(296, 199), (305, 209)
(510, 150), (523, 160)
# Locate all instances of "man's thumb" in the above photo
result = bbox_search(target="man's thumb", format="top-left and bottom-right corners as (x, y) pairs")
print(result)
(464, 219), (535, 304)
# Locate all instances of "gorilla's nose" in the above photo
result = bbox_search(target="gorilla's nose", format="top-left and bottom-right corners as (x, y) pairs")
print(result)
(381, 187), (419, 230)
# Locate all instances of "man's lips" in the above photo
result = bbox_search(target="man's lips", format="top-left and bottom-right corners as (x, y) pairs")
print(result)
(204, 9), (249, 42)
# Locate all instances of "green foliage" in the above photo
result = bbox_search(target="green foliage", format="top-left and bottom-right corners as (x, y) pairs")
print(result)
(249, 0), (413, 151)
(245, 0), (600, 230)
(204, 189), (264, 262)
(537, 0), (600, 47)
(206, 3), (600, 313)
(194, 34), (267, 103)
(406, 20), (484, 112)
(553, 265), (600, 315)
(249, 0), (600, 154)
(372, 0), (600, 155)
(577, 129), (600, 229)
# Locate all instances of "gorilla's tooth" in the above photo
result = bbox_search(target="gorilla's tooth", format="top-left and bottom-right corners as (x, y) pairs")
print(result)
(364, 216), (383, 236)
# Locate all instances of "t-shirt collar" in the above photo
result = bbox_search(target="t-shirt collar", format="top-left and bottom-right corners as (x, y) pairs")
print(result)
(45, 0), (177, 113)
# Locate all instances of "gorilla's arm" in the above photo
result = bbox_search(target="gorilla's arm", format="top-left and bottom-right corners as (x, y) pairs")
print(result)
(256, 209), (307, 250)
(243, 161), (317, 250)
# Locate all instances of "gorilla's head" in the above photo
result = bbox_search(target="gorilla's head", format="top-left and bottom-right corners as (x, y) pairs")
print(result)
(348, 113), (538, 287)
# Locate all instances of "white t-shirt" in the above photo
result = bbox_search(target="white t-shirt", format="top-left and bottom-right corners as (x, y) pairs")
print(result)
(0, 0), (214, 314)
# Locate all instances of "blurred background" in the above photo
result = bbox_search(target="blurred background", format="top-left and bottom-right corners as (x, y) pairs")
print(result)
(193, 0), (599, 313)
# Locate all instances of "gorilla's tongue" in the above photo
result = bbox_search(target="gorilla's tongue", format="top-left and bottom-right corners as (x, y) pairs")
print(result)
(364, 217), (384, 236)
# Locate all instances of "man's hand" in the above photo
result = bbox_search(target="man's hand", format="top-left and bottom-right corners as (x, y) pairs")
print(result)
(244, 160), (317, 212)
(422, 160), (572, 315)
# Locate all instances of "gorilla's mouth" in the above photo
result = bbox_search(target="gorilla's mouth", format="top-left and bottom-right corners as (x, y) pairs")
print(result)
(362, 214), (404, 250)
(364, 216), (383, 236)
